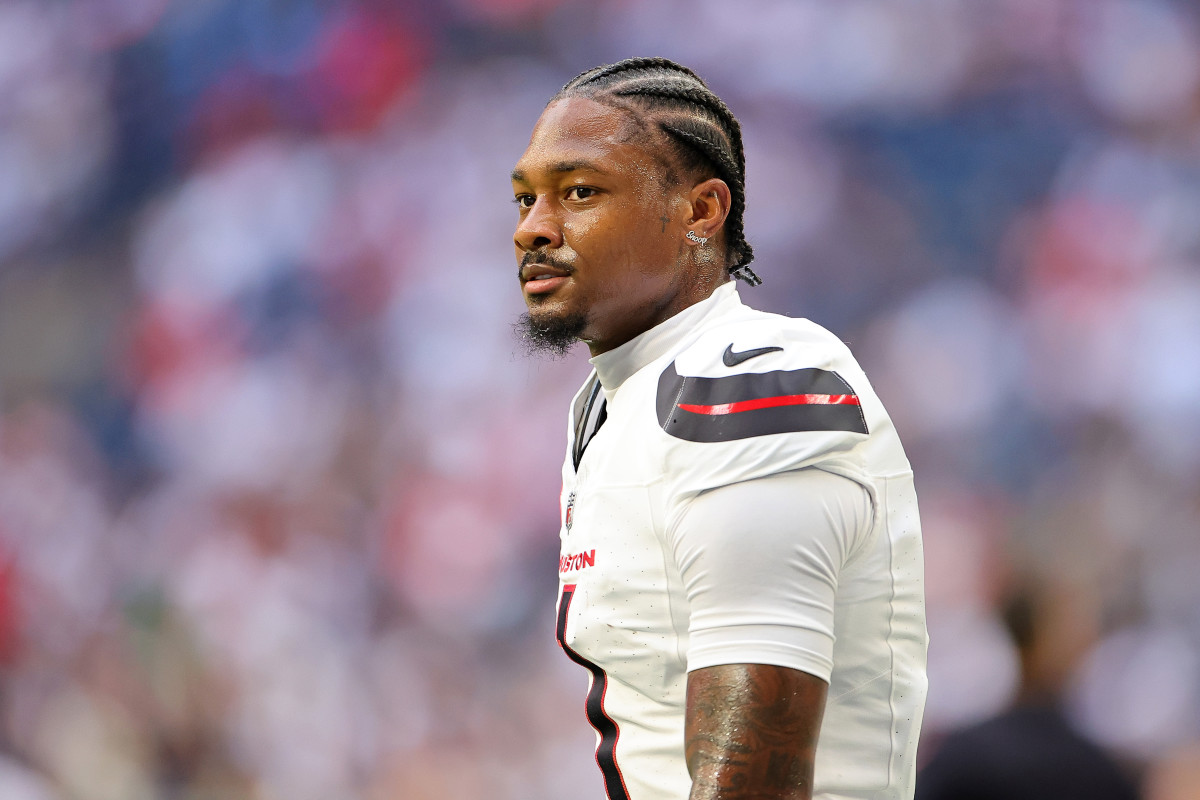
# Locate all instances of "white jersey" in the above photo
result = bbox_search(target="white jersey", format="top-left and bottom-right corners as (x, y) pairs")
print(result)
(555, 282), (927, 800)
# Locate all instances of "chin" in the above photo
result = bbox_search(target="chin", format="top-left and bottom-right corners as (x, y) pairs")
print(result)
(515, 306), (589, 357)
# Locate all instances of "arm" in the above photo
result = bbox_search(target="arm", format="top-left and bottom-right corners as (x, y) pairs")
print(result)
(686, 663), (827, 800)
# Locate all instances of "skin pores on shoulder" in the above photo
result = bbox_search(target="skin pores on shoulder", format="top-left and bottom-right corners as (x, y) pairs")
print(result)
(511, 96), (732, 357)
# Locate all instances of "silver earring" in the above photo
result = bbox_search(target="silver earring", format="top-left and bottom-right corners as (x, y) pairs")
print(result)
(686, 231), (708, 245)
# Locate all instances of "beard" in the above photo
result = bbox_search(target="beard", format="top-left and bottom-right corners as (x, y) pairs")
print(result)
(514, 307), (588, 357)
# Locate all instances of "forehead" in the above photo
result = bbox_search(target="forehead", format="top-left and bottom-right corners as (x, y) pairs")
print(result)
(513, 96), (662, 181)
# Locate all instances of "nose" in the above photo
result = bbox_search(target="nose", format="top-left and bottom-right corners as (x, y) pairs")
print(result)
(514, 197), (563, 253)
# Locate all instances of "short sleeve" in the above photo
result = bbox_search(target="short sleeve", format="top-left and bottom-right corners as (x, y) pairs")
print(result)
(666, 468), (873, 682)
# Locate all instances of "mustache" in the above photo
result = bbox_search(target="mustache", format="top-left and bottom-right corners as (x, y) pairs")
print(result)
(519, 251), (574, 276)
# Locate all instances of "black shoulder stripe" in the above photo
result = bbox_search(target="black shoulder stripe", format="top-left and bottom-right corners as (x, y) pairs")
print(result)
(656, 361), (868, 443)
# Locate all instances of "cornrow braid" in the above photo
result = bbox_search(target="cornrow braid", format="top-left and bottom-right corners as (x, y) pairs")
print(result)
(658, 121), (756, 284)
(555, 57), (761, 286)
(612, 80), (747, 179)
(560, 57), (703, 93)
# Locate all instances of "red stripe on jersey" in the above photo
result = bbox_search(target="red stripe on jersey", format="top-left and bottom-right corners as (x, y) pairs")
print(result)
(678, 393), (861, 415)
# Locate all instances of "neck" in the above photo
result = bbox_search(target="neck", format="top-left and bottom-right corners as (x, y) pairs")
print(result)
(582, 274), (732, 357)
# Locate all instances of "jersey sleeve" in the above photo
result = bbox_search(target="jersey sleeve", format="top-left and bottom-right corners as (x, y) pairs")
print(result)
(655, 318), (883, 515)
(666, 467), (873, 682)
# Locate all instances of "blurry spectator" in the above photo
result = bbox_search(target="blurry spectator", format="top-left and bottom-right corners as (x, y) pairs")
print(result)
(916, 578), (1138, 800)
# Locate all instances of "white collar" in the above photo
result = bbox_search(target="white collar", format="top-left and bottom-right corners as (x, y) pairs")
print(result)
(590, 281), (741, 391)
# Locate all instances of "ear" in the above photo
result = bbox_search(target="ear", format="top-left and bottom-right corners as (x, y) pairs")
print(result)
(686, 178), (732, 240)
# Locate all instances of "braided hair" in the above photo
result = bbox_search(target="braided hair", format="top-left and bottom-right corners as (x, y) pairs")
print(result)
(554, 58), (761, 286)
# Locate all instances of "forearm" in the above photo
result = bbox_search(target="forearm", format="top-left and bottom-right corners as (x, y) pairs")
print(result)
(686, 664), (827, 800)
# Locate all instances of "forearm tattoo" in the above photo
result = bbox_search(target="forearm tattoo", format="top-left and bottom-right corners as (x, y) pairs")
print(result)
(685, 664), (827, 800)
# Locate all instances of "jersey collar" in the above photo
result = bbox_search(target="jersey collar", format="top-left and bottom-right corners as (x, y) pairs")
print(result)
(590, 281), (741, 391)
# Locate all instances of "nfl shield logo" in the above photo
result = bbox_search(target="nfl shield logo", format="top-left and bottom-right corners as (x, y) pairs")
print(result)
(565, 491), (576, 531)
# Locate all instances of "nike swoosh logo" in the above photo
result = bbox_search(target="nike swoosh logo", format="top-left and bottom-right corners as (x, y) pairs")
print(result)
(722, 344), (783, 367)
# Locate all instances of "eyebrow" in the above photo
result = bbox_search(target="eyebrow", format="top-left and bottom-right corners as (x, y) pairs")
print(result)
(510, 159), (609, 183)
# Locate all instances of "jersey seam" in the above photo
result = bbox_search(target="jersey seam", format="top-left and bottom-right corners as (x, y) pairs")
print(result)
(829, 369), (869, 434)
(882, 483), (899, 789)
(652, 453), (691, 670)
(828, 666), (891, 703)
(663, 371), (689, 435)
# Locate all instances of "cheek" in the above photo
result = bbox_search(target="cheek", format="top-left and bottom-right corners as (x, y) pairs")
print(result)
(564, 203), (679, 285)
(563, 213), (603, 244)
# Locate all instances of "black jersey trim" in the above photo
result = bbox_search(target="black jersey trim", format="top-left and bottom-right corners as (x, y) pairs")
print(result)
(572, 375), (607, 470)
(656, 361), (869, 442)
(556, 585), (631, 800)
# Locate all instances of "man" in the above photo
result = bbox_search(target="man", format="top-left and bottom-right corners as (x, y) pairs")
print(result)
(917, 579), (1137, 800)
(511, 57), (927, 800)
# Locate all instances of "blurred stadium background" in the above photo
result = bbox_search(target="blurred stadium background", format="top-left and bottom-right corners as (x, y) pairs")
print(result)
(1, 0), (1199, 798)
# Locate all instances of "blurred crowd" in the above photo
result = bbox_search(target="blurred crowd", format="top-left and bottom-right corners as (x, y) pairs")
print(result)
(0, 0), (1199, 798)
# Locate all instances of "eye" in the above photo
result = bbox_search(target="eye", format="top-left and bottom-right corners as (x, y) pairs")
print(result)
(513, 194), (535, 209)
(566, 186), (598, 201)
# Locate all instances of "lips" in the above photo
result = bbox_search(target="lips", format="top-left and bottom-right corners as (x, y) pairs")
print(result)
(520, 259), (572, 295)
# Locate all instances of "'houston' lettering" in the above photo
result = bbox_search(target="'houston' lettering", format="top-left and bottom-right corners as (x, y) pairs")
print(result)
(559, 549), (596, 573)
